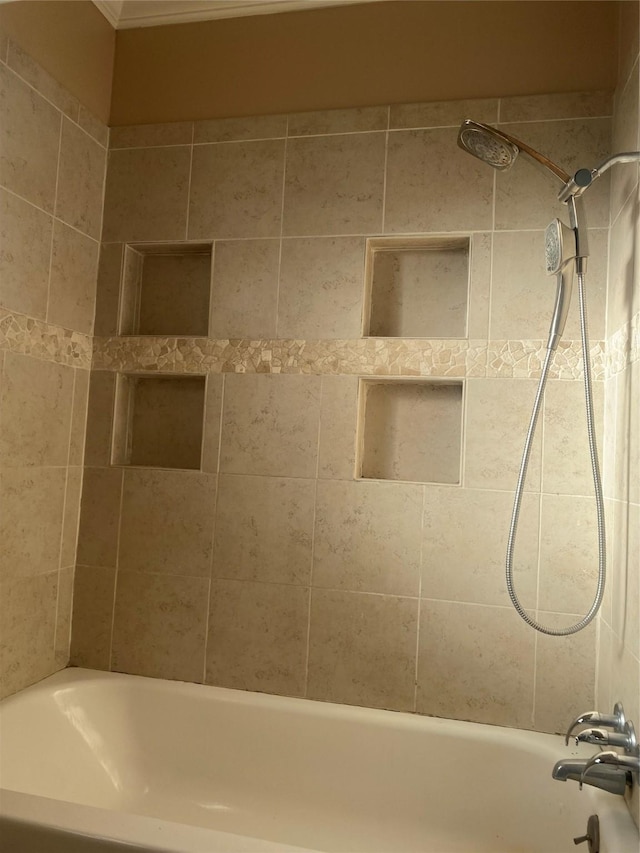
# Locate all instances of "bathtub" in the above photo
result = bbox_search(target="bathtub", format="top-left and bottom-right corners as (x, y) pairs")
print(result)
(0, 669), (637, 853)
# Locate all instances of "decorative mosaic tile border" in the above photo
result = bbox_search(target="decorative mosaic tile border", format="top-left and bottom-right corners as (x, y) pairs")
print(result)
(0, 309), (92, 370)
(92, 334), (607, 381)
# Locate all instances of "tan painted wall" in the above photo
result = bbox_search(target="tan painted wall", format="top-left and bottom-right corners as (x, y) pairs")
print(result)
(0, 0), (115, 121)
(110, 1), (618, 126)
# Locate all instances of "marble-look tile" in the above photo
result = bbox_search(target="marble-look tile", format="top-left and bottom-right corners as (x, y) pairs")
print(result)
(60, 467), (82, 569)
(308, 589), (417, 711)
(83, 371), (116, 467)
(76, 467), (123, 568)
(95, 243), (124, 337)
(69, 565), (115, 670)
(617, 0), (639, 90)
(110, 121), (193, 148)
(542, 379), (604, 497)
(118, 469), (216, 576)
(288, 106), (387, 136)
(595, 619), (612, 712)
(0, 467), (65, 579)
(55, 118), (106, 241)
(538, 494), (600, 615)
(206, 579), (309, 696)
(283, 133), (385, 236)
(422, 486), (539, 608)
(0, 187), (52, 319)
(385, 128), (494, 233)
(417, 600), (535, 728)
(610, 640), (640, 739)
(390, 97), (498, 130)
(48, 220), (99, 335)
(137, 250), (211, 337)
(220, 373), (322, 478)
(0, 352), (74, 467)
(607, 191), (639, 338)
(213, 474), (314, 584)
(313, 479), (422, 596)
(188, 140), (285, 239)
(54, 566), (74, 667)
(612, 67), (640, 223)
(102, 146), (191, 242)
(0, 62), (61, 212)
(464, 378), (542, 491)
(77, 106), (109, 147)
(278, 237), (365, 338)
(499, 91), (612, 123)
(467, 232), (492, 340)
(6, 39), (79, 118)
(111, 572), (208, 682)
(317, 375), (359, 479)
(611, 501), (639, 659)
(68, 367), (89, 466)
(209, 239), (279, 338)
(494, 118), (612, 230)
(201, 375), (223, 474)
(194, 114), (286, 144)
(534, 612), (597, 734)
(0, 572), (57, 699)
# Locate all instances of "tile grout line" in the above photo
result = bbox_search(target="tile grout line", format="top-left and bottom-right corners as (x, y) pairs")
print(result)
(304, 377), (324, 698)
(44, 115), (64, 327)
(274, 119), (289, 338)
(413, 485), (426, 713)
(184, 123), (195, 241)
(107, 471), (126, 672)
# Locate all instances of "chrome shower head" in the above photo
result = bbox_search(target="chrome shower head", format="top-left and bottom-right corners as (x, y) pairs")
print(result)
(457, 120), (519, 170)
(545, 218), (576, 275)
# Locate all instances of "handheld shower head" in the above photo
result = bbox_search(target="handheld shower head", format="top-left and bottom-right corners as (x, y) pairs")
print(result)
(457, 120), (519, 170)
(544, 218), (576, 275)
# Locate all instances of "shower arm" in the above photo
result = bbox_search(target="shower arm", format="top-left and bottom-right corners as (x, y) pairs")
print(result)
(559, 151), (640, 202)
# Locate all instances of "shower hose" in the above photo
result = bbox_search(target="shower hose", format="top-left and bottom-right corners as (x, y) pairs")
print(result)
(505, 270), (606, 636)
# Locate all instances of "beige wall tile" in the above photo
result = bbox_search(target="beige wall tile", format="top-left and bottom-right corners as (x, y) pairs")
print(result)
(610, 65), (639, 219)
(48, 220), (99, 334)
(417, 600), (535, 728)
(77, 106), (109, 147)
(111, 572), (208, 682)
(6, 40), (79, 119)
(543, 379), (604, 497)
(213, 474), (314, 584)
(60, 466), (82, 569)
(467, 232), (492, 339)
(603, 376), (618, 501)
(54, 566), (74, 667)
(499, 91), (612, 123)
(68, 368), (90, 466)
(422, 486), (539, 608)
(610, 640), (640, 739)
(308, 589), (418, 711)
(0, 62), (60, 212)
(69, 565), (115, 671)
(495, 118), (612, 230)
(209, 239), (279, 338)
(313, 479), (422, 596)
(0, 572), (57, 699)
(464, 378), (542, 491)
(288, 106), (387, 136)
(220, 374), (321, 478)
(283, 133), (385, 236)
(0, 353), (74, 467)
(0, 467), (65, 579)
(607, 190), (640, 338)
(55, 118), (106, 240)
(538, 494), (600, 615)
(595, 618), (612, 711)
(0, 188), (52, 319)
(206, 579), (309, 696)
(118, 469), (216, 576)
(390, 98), (498, 130)
(317, 375), (359, 480)
(385, 128), (493, 233)
(534, 612), (597, 734)
(103, 146), (191, 242)
(194, 114), (286, 144)
(201, 375), (223, 474)
(95, 243), (123, 337)
(611, 502), (639, 659)
(110, 121), (193, 148)
(76, 467), (123, 568)
(188, 140), (285, 239)
(84, 371), (116, 467)
(628, 361), (639, 506)
(278, 237), (365, 338)
(138, 250), (211, 337)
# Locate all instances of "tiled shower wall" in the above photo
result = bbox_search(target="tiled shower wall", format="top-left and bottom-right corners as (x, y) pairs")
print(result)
(597, 1), (640, 827)
(0, 33), (108, 697)
(72, 89), (619, 736)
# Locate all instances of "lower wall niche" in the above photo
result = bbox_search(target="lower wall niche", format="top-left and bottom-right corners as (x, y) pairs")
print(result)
(112, 374), (206, 470)
(358, 379), (463, 484)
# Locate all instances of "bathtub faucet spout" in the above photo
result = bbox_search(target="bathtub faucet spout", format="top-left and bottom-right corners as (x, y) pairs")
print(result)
(551, 758), (630, 796)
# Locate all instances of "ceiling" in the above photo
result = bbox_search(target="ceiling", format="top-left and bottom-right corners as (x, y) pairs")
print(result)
(92, 0), (378, 29)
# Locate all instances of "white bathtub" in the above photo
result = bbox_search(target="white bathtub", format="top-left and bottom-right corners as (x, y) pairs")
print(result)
(0, 668), (637, 853)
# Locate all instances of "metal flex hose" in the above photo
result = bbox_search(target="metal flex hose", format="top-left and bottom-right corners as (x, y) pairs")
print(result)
(505, 271), (606, 635)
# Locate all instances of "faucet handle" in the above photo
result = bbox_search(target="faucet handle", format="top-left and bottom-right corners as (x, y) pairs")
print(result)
(575, 722), (637, 753)
(564, 702), (626, 745)
(579, 750), (640, 790)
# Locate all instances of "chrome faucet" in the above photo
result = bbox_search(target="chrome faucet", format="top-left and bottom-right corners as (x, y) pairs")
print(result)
(553, 702), (640, 796)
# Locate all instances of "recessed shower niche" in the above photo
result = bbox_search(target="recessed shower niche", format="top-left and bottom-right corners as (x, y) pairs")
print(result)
(120, 243), (212, 336)
(358, 379), (463, 484)
(112, 374), (206, 470)
(364, 236), (470, 338)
